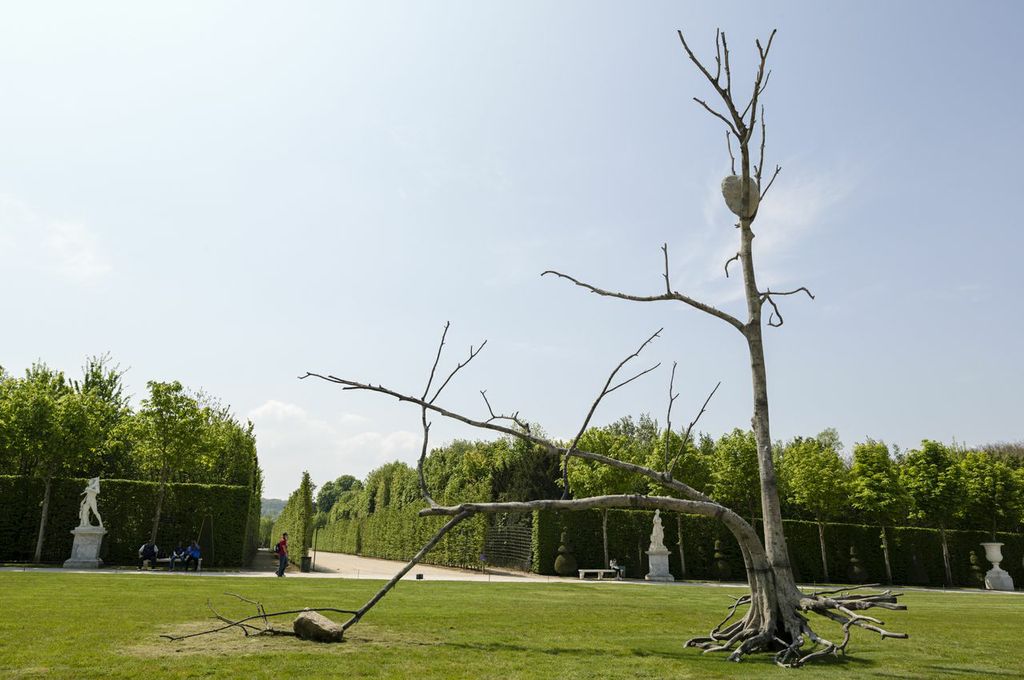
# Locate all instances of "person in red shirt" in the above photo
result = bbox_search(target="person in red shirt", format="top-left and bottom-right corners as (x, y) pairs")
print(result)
(274, 532), (289, 577)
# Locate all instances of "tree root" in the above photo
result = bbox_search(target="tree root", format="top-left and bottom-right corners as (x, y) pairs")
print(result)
(686, 585), (907, 667)
(159, 593), (357, 642)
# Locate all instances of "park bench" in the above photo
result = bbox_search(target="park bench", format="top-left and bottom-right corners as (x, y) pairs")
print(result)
(154, 556), (202, 572)
(578, 568), (620, 580)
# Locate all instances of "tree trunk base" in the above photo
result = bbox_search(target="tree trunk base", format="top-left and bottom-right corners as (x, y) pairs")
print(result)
(686, 582), (907, 667)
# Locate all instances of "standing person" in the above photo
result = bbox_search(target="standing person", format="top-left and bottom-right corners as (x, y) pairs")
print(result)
(274, 532), (288, 577)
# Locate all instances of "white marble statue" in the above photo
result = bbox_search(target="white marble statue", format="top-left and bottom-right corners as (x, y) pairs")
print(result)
(649, 509), (666, 552)
(77, 477), (103, 528)
(65, 477), (107, 569)
(645, 510), (674, 581)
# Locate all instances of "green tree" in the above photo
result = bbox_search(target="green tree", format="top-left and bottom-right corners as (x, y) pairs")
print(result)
(569, 417), (653, 567)
(2, 365), (104, 561)
(316, 474), (361, 514)
(957, 450), (1020, 538)
(73, 354), (135, 478)
(778, 433), (850, 582)
(900, 441), (963, 586)
(137, 381), (204, 543)
(849, 440), (907, 584)
(708, 429), (760, 525)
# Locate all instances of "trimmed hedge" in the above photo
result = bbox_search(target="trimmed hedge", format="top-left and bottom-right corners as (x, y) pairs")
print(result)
(533, 509), (1024, 588)
(272, 472), (314, 565)
(0, 476), (255, 567)
(317, 506), (489, 570)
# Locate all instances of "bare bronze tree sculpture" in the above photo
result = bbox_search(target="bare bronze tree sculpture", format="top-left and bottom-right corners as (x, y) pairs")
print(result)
(172, 29), (907, 667)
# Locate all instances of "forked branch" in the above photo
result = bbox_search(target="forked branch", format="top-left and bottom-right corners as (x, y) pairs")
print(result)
(561, 328), (662, 497)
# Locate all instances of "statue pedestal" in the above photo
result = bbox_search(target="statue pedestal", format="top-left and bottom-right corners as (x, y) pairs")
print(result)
(63, 525), (106, 569)
(980, 542), (1015, 592)
(985, 567), (1015, 591)
(645, 548), (674, 582)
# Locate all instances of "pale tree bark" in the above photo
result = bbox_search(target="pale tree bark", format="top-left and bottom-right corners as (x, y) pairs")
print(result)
(817, 521), (830, 583)
(880, 526), (894, 585)
(939, 525), (953, 586)
(33, 476), (52, 563)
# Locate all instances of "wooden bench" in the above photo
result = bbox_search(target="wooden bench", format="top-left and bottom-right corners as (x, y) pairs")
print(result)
(578, 568), (620, 580)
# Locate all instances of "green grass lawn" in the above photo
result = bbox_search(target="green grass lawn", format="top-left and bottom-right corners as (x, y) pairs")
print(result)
(0, 572), (1021, 679)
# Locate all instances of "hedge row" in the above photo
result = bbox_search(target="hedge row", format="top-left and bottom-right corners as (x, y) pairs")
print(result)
(0, 476), (256, 567)
(272, 472), (314, 565)
(316, 505), (489, 570)
(533, 509), (1024, 587)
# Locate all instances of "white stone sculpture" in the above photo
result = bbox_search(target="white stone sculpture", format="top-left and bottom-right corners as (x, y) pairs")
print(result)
(78, 477), (103, 528)
(980, 542), (1015, 591)
(645, 510), (674, 582)
(63, 477), (107, 569)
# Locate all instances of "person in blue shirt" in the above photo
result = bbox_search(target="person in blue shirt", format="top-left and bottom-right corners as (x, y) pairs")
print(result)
(184, 540), (202, 571)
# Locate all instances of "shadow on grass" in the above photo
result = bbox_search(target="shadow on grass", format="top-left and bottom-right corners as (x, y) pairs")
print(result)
(925, 666), (1022, 677)
(438, 639), (880, 670)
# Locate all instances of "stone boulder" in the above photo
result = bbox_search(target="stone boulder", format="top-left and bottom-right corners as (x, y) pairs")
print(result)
(293, 610), (344, 642)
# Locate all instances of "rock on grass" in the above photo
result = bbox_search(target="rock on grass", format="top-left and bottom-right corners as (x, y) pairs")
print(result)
(293, 610), (344, 642)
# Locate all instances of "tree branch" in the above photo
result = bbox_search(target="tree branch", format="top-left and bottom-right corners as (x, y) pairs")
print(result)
(667, 381), (721, 473)
(480, 390), (530, 432)
(561, 329), (662, 498)
(542, 246), (745, 332)
(677, 29), (745, 131)
(663, 362), (680, 472)
(724, 252), (740, 278)
(759, 287), (815, 328)
(298, 372), (713, 504)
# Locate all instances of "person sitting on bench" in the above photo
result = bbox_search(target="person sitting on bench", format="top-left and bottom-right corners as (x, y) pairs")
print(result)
(138, 541), (159, 570)
(168, 542), (187, 570)
(184, 540), (202, 571)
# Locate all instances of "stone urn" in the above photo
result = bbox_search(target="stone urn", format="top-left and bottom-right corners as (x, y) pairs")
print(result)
(980, 542), (1015, 591)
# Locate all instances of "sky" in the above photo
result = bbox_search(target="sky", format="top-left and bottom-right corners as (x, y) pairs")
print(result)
(1, 1), (1022, 498)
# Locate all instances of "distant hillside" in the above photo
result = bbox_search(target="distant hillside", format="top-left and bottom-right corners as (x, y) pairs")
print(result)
(261, 498), (287, 519)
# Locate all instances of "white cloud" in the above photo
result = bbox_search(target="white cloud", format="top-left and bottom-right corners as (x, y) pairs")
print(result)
(247, 399), (418, 497)
(0, 194), (111, 282)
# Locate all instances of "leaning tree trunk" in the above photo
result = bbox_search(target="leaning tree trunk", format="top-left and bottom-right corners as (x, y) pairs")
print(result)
(33, 476), (52, 563)
(939, 524), (953, 587)
(880, 525), (893, 585)
(816, 521), (830, 583)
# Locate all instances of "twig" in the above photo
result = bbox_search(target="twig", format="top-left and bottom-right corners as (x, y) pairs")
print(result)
(667, 381), (721, 472)
(663, 362), (680, 472)
(723, 252), (740, 278)
(480, 390), (530, 432)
